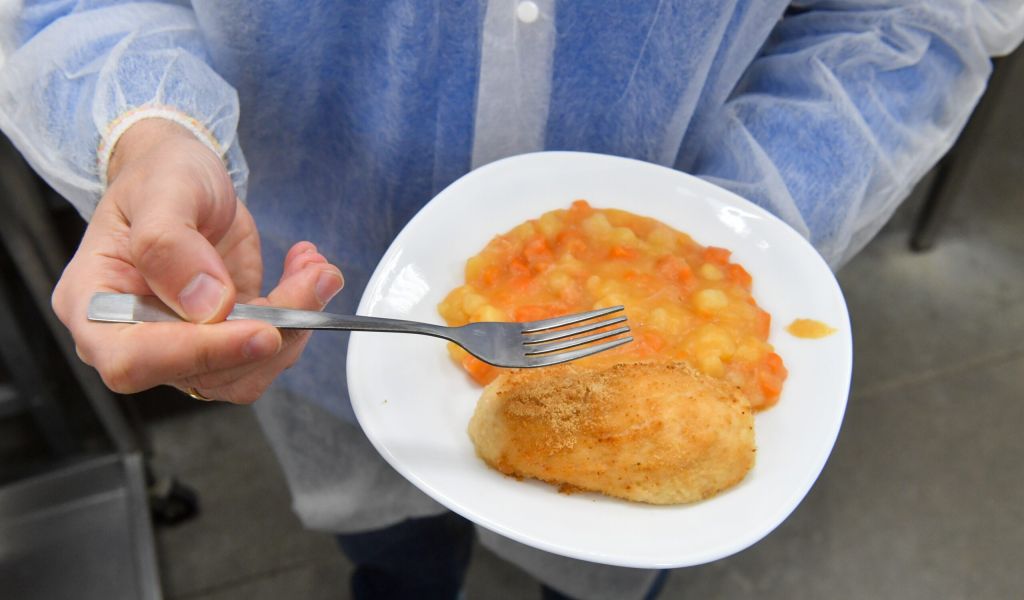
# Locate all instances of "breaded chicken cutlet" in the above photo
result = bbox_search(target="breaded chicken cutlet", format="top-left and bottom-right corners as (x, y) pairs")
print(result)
(468, 361), (755, 504)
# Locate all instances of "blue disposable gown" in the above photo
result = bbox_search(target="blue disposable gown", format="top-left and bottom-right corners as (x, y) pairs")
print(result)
(1, 2), (1021, 596)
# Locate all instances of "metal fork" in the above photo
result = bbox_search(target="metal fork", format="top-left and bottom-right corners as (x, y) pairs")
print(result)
(87, 293), (632, 368)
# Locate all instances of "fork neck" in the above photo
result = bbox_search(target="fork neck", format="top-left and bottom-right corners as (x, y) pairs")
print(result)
(315, 312), (452, 339)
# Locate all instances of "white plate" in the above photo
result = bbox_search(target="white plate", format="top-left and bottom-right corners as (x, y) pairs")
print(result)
(347, 151), (852, 568)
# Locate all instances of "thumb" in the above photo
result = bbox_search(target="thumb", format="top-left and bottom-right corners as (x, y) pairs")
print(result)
(111, 122), (240, 323)
(129, 199), (237, 323)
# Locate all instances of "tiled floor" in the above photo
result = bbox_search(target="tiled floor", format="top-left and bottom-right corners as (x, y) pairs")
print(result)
(145, 68), (1024, 600)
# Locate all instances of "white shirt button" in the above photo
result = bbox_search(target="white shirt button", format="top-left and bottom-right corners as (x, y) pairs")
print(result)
(516, 1), (540, 24)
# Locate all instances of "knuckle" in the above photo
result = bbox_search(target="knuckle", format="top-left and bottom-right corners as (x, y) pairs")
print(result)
(226, 369), (277, 404)
(97, 351), (139, 394)
(190, 380), (259, 405)
(74, 341), (95, 366)
(228, 383), (266, 405)
(280, 330), (311, 352)
(50, 283), (65, 320)
(275, 347), (302, 372)
(50, 278), (73, 326)
(228, 393), (259, 406)
(185, 371), (221, 391)
(192, 342), (217, 376)
(130, 225), (178, 272)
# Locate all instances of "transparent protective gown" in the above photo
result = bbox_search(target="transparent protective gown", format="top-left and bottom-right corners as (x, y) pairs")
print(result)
(1, 1), (1021, 596)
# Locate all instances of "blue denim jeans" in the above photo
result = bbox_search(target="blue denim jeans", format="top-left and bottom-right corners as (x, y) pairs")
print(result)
(336, 512), (667, 600)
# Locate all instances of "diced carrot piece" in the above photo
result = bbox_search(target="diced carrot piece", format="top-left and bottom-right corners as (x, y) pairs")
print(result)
(508, 275), (532, 292)
(655, 255), (694, 284)
(514, 305), (553, 322)
(608, 245), (636, 259)
(703, 246), (732, 264)
(640, 331), (665, 353)
(756, 351), (788, 401)
(481, 265), (500, 286)
(759, 370), (784, 398)
(523, 236), (552, 262)
(676, 262), (694, 284)
(654, 257), (672, 279)
(570, 199), (592, 215)
(520, 303), (568, 322)
(623, 272), (658, 294)
(462, 355), (500, 386)
(728, 264), (752, 288)
(508, 258), (530, 278)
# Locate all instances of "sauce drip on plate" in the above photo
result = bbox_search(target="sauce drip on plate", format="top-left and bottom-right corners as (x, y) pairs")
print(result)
(786, 319), (837, 339)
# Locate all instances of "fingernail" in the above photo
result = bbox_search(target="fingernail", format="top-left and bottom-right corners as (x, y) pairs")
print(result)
(243, 328), (281, 360)
(315, 271), (344, 305)
(179, 272), (228, 322)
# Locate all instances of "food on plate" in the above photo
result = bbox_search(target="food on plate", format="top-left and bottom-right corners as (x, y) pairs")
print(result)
(438, 199), (787, 411)
(440, 200), (783, 503)
(786, 318), (837, 339)
(469, 361), (755, 504)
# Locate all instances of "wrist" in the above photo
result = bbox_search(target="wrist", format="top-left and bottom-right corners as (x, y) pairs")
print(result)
(107, 119), (199, 184)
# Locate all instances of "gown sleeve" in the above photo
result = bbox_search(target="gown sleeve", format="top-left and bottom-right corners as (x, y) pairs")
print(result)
(689, 1), (1024, 266)
(0, 0), (248, 220)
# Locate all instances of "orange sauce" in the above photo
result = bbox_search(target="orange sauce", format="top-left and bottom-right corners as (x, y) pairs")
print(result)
(438, 200), (787, 411)
(786, 319), (837, 339)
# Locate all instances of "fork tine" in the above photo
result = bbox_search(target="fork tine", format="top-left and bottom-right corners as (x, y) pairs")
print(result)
(520, 305), (624, 333)
(524, 336), (634, 367)
(524, 326), (631, 356)
(522, 316), (627, 344)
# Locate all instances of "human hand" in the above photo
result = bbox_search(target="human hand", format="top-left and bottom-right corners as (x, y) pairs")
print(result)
(52, 119), (344, 403)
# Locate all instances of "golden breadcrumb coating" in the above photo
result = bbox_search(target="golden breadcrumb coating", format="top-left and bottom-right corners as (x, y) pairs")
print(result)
(468, 361), (755, 504)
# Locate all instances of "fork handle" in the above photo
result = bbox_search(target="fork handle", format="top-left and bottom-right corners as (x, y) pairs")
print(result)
(88, 293), (452, 339)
